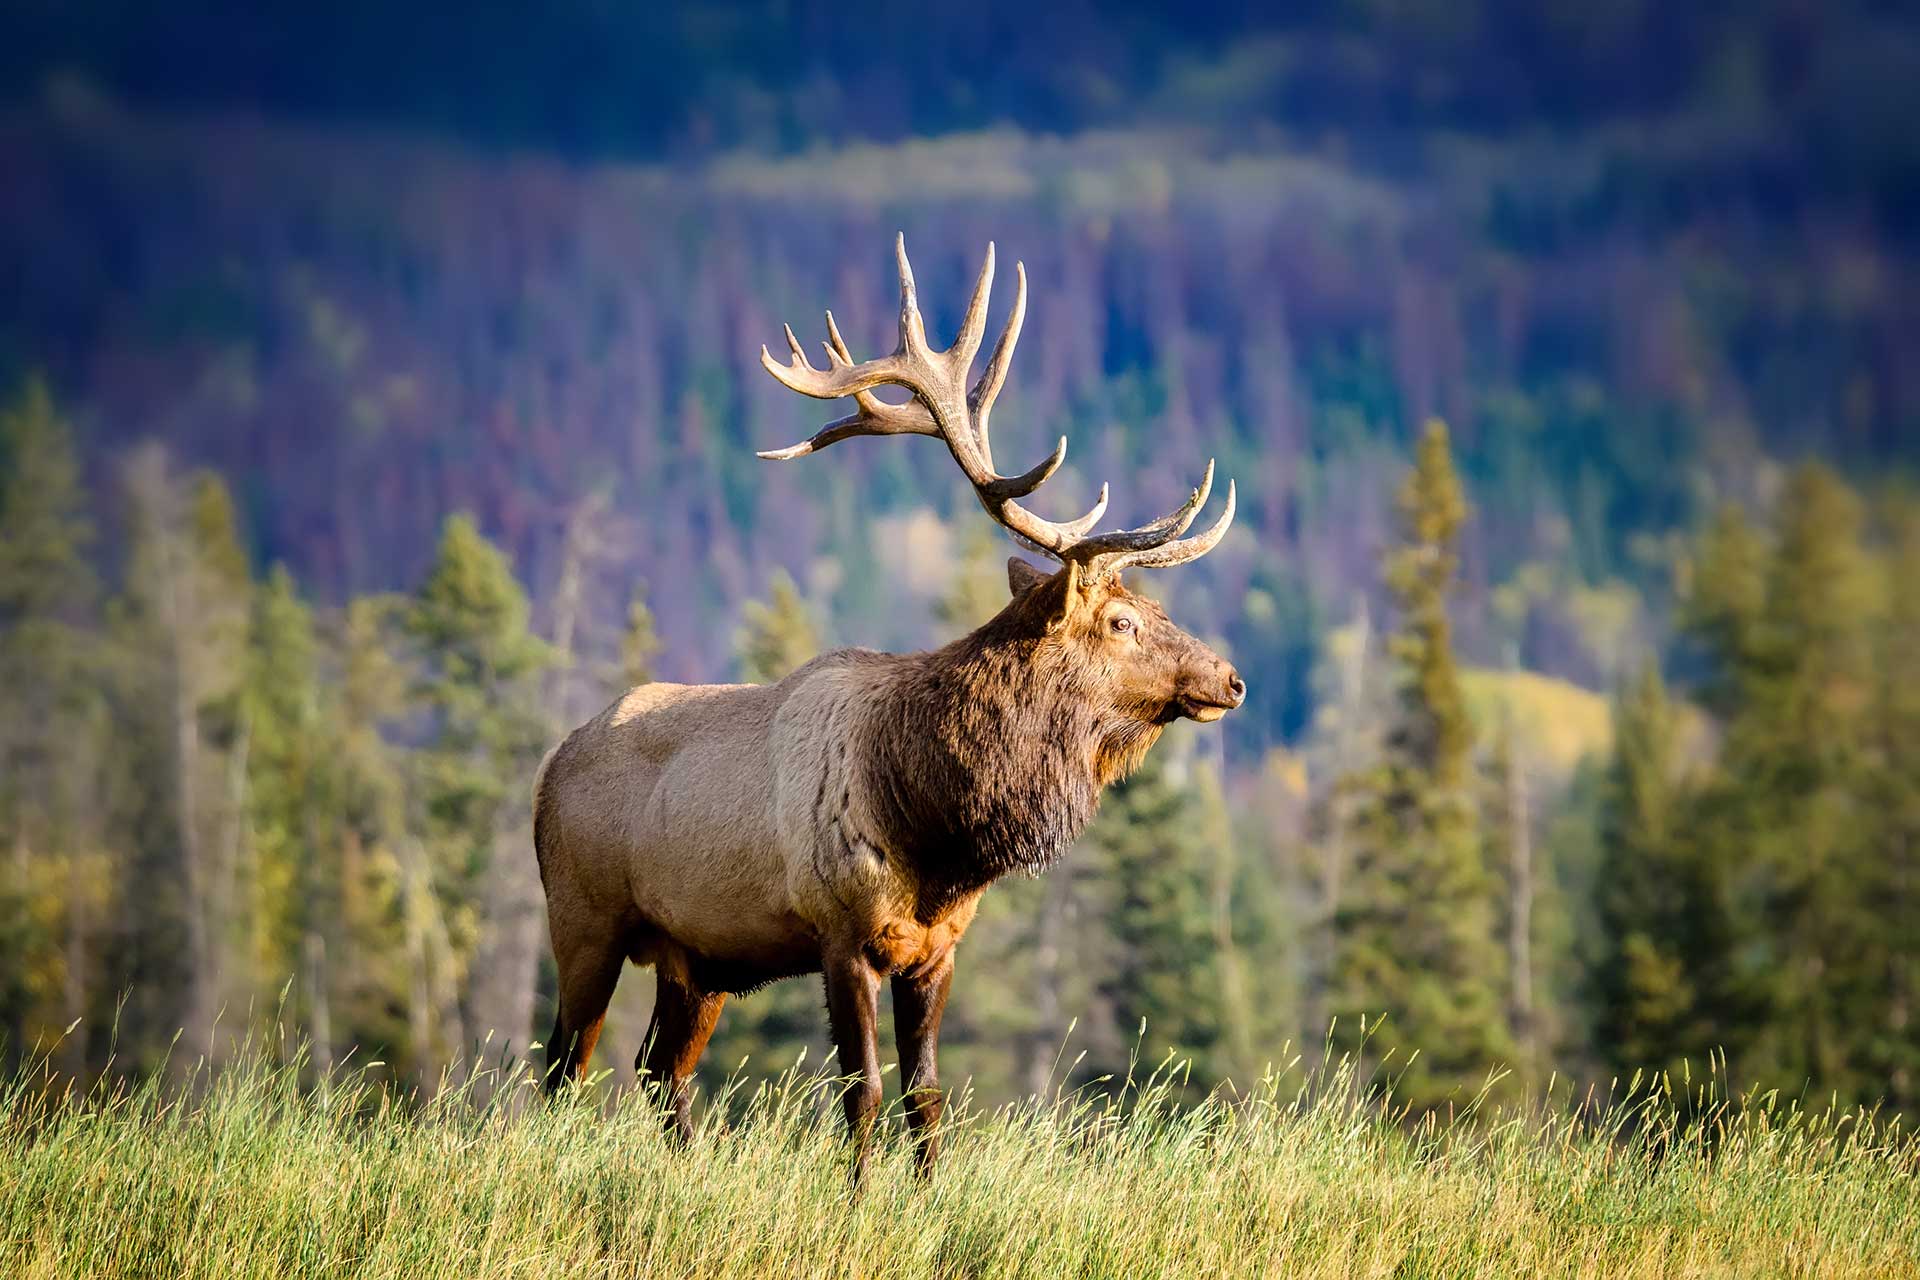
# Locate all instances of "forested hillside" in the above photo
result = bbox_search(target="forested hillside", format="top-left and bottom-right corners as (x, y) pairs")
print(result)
(4, 104), (1913, 749)
(0, 2), (1915, 1116)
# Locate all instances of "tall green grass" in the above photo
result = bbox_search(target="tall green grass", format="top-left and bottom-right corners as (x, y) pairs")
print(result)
(2, 1035), (1914, 1279)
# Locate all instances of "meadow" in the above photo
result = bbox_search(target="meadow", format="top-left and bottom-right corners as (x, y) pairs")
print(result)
(2, 1041), (1913, 1279)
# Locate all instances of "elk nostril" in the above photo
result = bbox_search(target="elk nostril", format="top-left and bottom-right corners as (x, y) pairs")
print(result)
(1227, 673), (1246, 704)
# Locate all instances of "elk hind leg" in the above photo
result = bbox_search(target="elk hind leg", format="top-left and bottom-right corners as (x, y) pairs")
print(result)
(542, 923), (626, 1095)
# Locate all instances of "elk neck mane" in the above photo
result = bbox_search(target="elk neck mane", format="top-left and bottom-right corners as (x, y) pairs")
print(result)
(860, 599), (1164, 919)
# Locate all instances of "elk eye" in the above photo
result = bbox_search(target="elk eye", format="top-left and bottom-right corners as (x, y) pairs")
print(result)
(1110, 614), (1135, 635)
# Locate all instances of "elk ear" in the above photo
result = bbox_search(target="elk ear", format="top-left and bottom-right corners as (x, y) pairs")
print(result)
(1026, 560), (1084, 634)
(1006, 557), (1050, 597)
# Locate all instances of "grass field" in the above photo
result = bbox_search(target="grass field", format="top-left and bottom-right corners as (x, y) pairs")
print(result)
(2, 1042), (1914, 1279)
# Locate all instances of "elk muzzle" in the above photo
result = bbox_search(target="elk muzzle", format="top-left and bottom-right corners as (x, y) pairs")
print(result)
(1178, 663), (1246, 723)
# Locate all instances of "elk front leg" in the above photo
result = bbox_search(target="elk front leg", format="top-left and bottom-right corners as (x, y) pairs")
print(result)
(823, 948), (883, 1184)
(893, 952), (954, 1176)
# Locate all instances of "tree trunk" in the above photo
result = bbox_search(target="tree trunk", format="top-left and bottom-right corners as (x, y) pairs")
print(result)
(59, 885), (89, 1081)
(1204, 740), (1257, 1085)
(159, 545), (217, 1074)
(1024, 870), (1071, 1098)
(4, 831), (28, 1072)
(1211, 826), (1256, 1084)
(304, 930), (332, 1098)
(1502, 659), (1535, 1073)
(398, 841), (472, 1094)
(464, 821), (543, 1104)
(1308, 596), (1369, 1052)
(401, 838), (438, 1091)
(218, 712), (250, 1050)
(547, 493), (605, 735)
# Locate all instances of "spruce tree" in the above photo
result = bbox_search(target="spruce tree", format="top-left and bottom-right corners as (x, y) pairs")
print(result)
(935, 523), (1011, 636)
(734, 569), (821, 683)
(406, 514), (554, 1081)
(1658, 466), (1906, 1107)
(333, 595), (419, 1070)
(243, 565), (348, 1076)
(1869, 492), (1920, 1112)
(1589, 661), (1726, 1077)
(619, 585), (662, 689)
(0, 380), (102, 1065)
(1331, 421), (1512, 1110)
(1679, 504), (1768, 720)
(0, 379), (96, 628)
(1706, 466), (1882, 1102)
(1082, 737), (1230, 1094)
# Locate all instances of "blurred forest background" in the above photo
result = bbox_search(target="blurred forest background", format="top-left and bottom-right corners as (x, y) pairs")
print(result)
(0, 1), (1915, 1115)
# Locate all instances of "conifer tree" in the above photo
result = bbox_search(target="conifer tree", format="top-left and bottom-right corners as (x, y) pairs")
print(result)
(406, 514), (554, 1082)
(734, 569), (821, 683)
(334, 595), (420, 1070)
(1708, 465), (1882, 1101)
(0, 380), (103, 1066)
(620, 585), (662, 689)
(1589, 661), (1723, 1076)
(0, 380), (96, 629)
(1679, 504), (1768, 720)
(243, 565), (348, 1076)
(1331, 421), (1511, 1109)
(1870, 492), (1920, 1111)
(1083, 737), (1230, 1093)
(935, 523), (1010, 636)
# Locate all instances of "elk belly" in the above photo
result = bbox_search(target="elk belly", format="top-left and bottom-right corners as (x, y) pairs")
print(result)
(622, 690), (814, 967)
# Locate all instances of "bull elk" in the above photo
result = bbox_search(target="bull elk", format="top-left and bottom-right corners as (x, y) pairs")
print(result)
(534, 234), (1244, 1179)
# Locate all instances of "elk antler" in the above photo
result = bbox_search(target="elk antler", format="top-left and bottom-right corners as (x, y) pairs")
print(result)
(759, 234), (1234, 580)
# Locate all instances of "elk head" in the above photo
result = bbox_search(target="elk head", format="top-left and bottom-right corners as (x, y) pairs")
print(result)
(759, 234), (1245, 734)
(1003, 556), (1245, 727)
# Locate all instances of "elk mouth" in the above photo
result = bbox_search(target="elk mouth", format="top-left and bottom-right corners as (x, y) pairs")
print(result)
(1177, 695), (1236, 723)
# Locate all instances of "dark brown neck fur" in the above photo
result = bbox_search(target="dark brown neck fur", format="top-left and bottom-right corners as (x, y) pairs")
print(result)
(862, 602), (1164, 923)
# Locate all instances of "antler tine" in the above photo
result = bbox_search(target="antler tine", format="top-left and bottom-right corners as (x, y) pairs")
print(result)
(977, 435), (1066, 501)
(1071, 459), (1215, 555)
(823, 310), (851, 365)
(1056, 482), (1111, 537)
(1004, 482), (1110, 556)
(993, 486), (1115, 558)
(1084, 480), (1237, 576)
(759, 339), (917, 402)
(894, 232), (930, 358)
(1052, 479), (1113, 541)
(951, 242), (995, 374)
(755, 407), (937, 461)
(970, 259), (1026, 472)
(758, 235), (939, 404)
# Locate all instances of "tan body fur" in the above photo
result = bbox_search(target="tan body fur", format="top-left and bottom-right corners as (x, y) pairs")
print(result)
(535, 649), (980, 1004)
